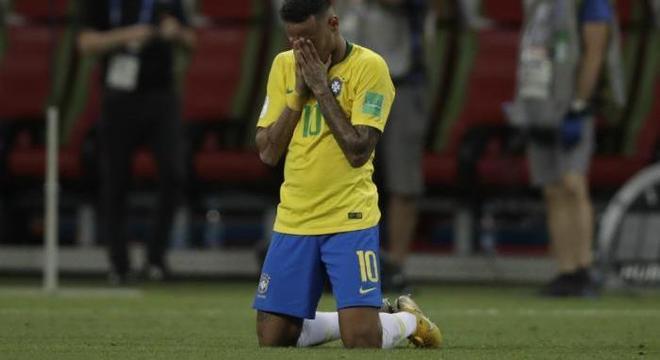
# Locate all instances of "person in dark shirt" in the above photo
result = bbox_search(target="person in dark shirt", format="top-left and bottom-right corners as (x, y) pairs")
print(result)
(78, 0), (195, 284)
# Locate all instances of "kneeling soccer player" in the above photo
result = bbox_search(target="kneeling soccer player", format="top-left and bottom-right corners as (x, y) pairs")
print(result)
(252, 0), (442, 349)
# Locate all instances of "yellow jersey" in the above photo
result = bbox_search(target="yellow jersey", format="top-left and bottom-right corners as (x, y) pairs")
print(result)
(257, 42), (395, 235)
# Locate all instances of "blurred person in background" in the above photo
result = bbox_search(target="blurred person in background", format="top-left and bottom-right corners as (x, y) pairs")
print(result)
(339, 0), (430, 293)
(78, 0), (195, 285)
(507, 0), (622, 297)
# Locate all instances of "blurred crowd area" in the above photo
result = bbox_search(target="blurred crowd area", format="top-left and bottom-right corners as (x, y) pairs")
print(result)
(0, 0), (658, 256)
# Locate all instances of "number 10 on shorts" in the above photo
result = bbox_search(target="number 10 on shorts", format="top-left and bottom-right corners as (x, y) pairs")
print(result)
(356, 250), (379, 283)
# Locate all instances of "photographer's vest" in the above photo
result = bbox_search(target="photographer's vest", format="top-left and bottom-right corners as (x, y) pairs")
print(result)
(509, 0), (625, 128)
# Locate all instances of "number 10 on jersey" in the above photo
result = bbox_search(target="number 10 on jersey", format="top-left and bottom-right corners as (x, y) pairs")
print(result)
(356, 250), (379, 282)
(302, 104), (322, 137)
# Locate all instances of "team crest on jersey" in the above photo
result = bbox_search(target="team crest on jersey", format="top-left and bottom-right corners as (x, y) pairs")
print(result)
(257, 273), (271, 296)
(330, 77), (342, 96)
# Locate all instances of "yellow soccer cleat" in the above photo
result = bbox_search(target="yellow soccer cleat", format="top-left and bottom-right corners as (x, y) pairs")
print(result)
(395, 295), (443, 348)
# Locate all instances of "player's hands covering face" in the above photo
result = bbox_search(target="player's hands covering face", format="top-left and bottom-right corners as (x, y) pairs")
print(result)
(292, 39), (312, 98)
(294, 39), (331, 96)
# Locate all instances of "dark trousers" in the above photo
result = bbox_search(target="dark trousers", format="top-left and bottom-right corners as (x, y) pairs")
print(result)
(98, 89), (185, 274)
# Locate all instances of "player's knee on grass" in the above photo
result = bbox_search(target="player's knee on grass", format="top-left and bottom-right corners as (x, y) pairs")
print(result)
(256, 311), (303, 347)
(338, 307), (382, 348)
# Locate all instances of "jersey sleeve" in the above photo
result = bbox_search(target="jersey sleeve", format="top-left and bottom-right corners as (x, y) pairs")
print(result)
(579, 0), (613, 23)
(257, 53), (288, 128)
(350, 55), (395, 132)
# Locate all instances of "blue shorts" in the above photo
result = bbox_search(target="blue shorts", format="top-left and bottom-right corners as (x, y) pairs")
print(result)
(252, 226), (382, 319)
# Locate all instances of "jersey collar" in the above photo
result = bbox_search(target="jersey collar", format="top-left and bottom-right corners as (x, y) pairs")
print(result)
(332, 40), (353, 68)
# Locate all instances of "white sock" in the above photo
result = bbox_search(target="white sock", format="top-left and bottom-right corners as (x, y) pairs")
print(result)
(296, 311), (417, 349)
(379, 312), (417, 349)
(296, 312), (340, 347)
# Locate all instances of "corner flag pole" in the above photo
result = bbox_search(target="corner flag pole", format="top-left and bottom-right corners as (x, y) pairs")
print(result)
(44, 106), (59, 293)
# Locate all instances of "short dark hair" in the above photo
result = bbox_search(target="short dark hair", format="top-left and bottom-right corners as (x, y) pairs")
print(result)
(280, 0), (331, 23)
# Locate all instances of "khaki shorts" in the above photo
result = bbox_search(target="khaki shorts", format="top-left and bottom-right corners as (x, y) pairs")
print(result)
(527, 118), (595, 186)
(381, 83), (430, 196)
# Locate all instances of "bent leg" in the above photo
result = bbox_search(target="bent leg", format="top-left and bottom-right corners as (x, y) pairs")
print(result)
(252, 232), (325, 345)
(321, 227), (385, 348)
(338, 307), (382, 348)
(296, 309), (417, 349)
(256, 311), (302, 347)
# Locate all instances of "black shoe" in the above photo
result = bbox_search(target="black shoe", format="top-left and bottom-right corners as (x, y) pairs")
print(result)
(540, 269), (600, 298)
(573, 267), (601, 298)
(539, 272), (579, 297)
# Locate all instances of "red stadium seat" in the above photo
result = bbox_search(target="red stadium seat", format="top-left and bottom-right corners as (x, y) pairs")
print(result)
(135, 26), (254, 180)
(194, 150), (270, 183)
(463, 2), (658, 190)
(0, 25), (58, 120)
(131, 148), (270, 183)
(588, 75), (660, 188)
(7, 146), (82, 179)
(423, 153), (457, 186)
(476, 156), (528, 186)
(132, 149), (157, 179)
(199, 0), (256, 20)
(182, 22), (271, 185)
(471, 108), (658, 192)
(483, 0), (637, 28)
(11, 0), (70, 21)
(482, 0), (523, 26)
(183, 27), (249, 122)
(130, 24), (264, 181)
(7, 67), (102, 179)
(472, 104), (658, 191)
(2, 24), (87, 180)
(448, 30), (518, 152)
(424, 29), (519, 187)
(614, 0), (635, 28)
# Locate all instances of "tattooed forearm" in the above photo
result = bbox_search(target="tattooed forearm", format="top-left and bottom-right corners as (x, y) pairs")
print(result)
(315, 91), (381, 167)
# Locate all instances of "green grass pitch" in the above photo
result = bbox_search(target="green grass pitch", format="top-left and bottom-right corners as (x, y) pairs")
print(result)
(0, 279), (658, 359)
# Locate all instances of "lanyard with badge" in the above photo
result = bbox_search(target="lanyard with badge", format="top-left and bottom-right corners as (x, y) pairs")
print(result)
(518, 1), (556, 100)
(106, 0), (155, 91)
